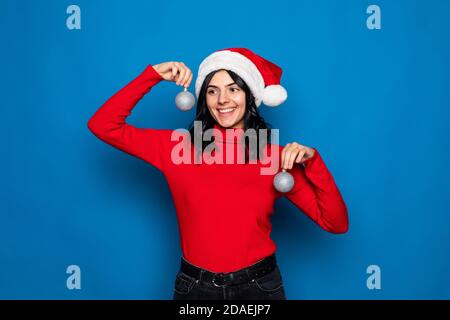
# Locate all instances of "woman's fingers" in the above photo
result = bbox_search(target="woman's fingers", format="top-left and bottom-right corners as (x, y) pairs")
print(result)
(282, 143), (308, 169)
(286, 148), (297, 169)
(153, 61), (194, 84)
(171, 63), (179, 79)
(293, 149), (306, 167)
(184, 72), (193, 88)
(180, 66), (191, 87)
(294, 144), (306, 163)
(172, 62), (193, 87)
(154, 61), (193, 85)
(286, 147), (300, 169)
(281, 143), (291, 169)
(282, 144), (297, 169)
(176, 66), (186, 86)
(178, 62), (189, 87)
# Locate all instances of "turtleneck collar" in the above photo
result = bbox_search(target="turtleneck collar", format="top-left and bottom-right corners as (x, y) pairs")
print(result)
(212, 124), (246, 144)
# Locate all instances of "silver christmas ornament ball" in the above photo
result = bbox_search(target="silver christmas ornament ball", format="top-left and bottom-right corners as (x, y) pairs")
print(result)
(175, 88), (195, 111)
(273, 171), (295, 193)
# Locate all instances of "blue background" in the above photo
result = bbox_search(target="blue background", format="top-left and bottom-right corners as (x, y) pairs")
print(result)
(1, 0), (449, 299)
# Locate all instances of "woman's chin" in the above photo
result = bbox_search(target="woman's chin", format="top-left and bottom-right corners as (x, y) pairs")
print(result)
(216, 119), (236, 128)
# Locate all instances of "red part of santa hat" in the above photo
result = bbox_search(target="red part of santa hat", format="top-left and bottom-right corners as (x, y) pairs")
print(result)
(195, 48), (287, 107)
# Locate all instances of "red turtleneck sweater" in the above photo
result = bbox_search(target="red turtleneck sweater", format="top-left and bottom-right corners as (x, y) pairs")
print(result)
(87, 64), (349, 273)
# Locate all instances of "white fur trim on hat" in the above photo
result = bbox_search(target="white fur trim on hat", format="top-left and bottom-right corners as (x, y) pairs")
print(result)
(195, 50), (265, 107)
(263, 85), (288, 107)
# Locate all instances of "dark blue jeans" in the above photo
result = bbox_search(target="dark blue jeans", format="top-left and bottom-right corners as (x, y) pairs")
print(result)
(172, 257), (287, 300)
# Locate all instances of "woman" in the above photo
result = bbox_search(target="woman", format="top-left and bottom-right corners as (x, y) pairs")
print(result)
(88, 48), (349, 300)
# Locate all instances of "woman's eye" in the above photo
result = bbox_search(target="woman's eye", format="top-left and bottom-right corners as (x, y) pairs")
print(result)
(207, 90), (216, 95)
(230, 87), (239, 92)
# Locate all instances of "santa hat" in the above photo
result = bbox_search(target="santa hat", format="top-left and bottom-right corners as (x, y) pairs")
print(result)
(195, 48), (287, 107)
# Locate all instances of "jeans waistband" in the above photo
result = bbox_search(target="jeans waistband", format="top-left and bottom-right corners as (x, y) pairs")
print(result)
(179, 254), (278, 287)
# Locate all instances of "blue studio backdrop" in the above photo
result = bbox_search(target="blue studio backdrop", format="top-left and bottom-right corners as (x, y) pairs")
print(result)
(1, 0), (449, 299)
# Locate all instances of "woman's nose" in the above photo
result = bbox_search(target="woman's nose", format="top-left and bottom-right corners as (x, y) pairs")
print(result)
(218, 91), (229, 104)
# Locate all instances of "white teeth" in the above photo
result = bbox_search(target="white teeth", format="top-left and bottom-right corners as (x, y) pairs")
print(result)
(218, 108), (236, 114)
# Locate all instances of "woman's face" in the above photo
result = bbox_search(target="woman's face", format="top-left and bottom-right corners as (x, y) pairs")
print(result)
(206, 70), (246, 129)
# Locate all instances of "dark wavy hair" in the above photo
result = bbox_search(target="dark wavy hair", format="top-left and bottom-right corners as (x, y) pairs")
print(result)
(188, 69), (271, 163)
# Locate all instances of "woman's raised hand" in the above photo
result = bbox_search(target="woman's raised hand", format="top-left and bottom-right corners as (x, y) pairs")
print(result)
(281, 142), (315, 170)
(153, 61), (193, 88)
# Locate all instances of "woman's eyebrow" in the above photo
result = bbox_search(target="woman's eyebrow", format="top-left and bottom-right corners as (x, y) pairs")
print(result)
(207, 82), (237, 88)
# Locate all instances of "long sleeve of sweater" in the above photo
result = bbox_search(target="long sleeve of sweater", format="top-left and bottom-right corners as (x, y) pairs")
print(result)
(87, 65), (168, 172)
(284, 148), (349, 234)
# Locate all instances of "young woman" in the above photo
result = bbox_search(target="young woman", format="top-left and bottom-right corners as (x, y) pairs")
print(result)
(88, 48), (349, 300)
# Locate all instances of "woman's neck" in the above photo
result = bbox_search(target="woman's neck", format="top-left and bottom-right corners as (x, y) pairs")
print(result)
(212, 124), (246, 144)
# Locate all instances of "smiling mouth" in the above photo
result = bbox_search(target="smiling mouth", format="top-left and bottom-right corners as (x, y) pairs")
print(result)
(217, 107), (237, 114)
